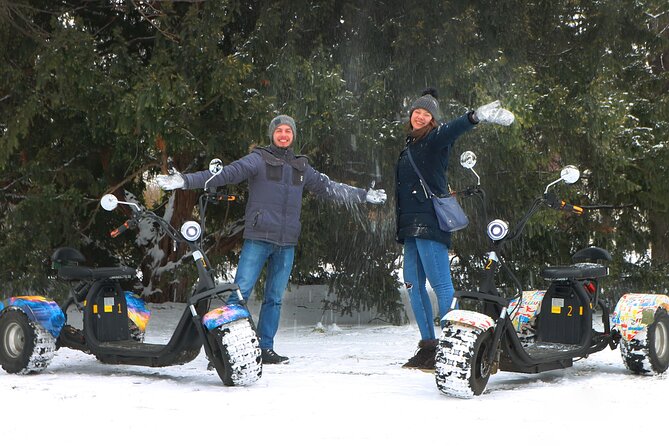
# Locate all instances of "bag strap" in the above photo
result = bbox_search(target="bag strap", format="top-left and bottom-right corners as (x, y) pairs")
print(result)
(406, 148), (436, 198)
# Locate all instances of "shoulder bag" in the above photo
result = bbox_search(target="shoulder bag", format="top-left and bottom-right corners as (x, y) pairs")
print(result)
(406, 148), (469, 232)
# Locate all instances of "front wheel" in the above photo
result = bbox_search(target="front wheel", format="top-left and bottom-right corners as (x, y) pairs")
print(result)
(620, 308), (669, 374)
(435, 323), (494, 398)
(209, 318), (262, 386)
(0, 309), (56, 374)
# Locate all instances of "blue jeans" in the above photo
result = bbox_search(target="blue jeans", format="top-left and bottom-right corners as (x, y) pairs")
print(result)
(403, 237), (454, 341)
(230, 239), (295, 350)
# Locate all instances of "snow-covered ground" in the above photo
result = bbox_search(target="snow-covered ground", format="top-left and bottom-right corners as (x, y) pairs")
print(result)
(2, 286), (667, 445)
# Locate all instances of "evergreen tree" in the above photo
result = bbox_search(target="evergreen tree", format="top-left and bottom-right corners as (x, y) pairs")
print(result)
(1, 0), (667, 320)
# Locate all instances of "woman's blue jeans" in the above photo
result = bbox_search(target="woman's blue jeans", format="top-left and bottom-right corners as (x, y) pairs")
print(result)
(229, 239), (295, 350)
(403, 237), (454, 341)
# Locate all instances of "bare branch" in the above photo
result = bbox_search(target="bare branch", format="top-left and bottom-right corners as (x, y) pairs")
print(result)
(130, 0), (180, 43)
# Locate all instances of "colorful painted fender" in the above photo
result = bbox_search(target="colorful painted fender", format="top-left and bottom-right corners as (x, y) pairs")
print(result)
(442, 309), (495, 332)
(612, 293), (669, 342)
(125, 291), (150, 332)
(202, 304), (251, 331)
(0, 295), (66, 338)
(509, 290), (546, 333)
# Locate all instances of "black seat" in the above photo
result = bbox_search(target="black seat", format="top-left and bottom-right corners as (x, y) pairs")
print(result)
(540, 263), (608, 280)
(57, 265), (137, 281)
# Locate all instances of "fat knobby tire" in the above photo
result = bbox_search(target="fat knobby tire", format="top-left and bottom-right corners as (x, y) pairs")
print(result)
(0, 308), (57, 374)
(435, 323), (492, 398)
(620, 308), (669, 374)
(212, 318), (262, 386)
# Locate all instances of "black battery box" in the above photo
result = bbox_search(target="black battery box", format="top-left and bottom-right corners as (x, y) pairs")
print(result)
(89, 283), (130, 342)
(537, 280), (587, 345)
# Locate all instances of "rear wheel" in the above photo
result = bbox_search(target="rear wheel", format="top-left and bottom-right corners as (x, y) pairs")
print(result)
(435, 323), (494, 398)
(620, 308), (669, 374)
(0, 309), (56, 374)
(209, 318), (262, 386)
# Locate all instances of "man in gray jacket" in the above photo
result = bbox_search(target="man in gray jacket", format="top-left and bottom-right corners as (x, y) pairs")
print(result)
(156, 115), (386, 364)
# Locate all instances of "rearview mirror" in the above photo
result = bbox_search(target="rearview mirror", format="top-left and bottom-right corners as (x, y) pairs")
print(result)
(99, 194), (141, 211)
(209, 158), (223, 175)
(459, 151), (480, 185)
(205, 158), (224, 190)
(100, 194), (118, 211)
(560, 165), (580, 184)
(460, 151), (477, 169)
(544, 164), (581, 194)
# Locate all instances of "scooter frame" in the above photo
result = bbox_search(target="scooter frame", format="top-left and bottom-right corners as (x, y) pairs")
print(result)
(0, 159), (262, 385)
(435, 152), (669, 398)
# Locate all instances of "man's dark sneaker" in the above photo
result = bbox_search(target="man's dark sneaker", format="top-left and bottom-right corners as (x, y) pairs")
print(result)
(261, 348), (290, 364)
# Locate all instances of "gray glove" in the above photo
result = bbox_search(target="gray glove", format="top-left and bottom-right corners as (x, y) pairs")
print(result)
(366, 188), (387, 205)
(156, 172), (185, 190)
(474, 100), (515, 126)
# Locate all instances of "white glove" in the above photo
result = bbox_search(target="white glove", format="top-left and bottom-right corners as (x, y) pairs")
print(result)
(155, 173), (185, 190)
(366, 188), (387, 205)
(474, 100), (515, 126)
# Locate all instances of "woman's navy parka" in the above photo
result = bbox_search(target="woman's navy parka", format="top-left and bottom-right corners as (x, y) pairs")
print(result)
(395, 114), (476, 248)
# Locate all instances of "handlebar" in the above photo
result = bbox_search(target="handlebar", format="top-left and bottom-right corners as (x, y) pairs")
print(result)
(544, 192), (584, 215)
(203, 191), (237, 203)
(557, 201), (584, 215)
(110, 219), (136, 238)
(109, 205), (188, 247)
(500, 192), (585, 247)
(453, 185), (484, 198)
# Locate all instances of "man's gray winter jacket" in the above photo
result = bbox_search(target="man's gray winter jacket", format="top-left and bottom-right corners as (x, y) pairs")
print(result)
(182, 145), (367, 246)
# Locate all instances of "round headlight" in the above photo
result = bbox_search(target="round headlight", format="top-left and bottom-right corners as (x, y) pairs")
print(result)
(180, 221), (202, 241)
(487, 219), (509, 241)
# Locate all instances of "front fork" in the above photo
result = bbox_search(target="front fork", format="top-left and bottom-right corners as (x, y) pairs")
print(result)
(189, 288), (252, 371)
(449, 294), (508, 376)
(189, 270), (250, 364)
(484, 306), (508, 375)
(479, 250), (506, 373)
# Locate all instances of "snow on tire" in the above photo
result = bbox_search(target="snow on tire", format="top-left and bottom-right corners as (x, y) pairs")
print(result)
(435, 322), (493, 399)
(620, 308), (669, 375)
(0, 308), (57, 375)
(211, 318), (262, 386)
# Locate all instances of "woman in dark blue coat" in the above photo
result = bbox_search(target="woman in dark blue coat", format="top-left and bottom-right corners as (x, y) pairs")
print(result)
(397, 89), (514, 369)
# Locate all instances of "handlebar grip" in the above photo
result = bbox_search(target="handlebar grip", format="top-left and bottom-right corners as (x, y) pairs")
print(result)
(454, 186), (481, 197)
(207, 193), (236, 202)
(216, 193), (236, 202)
(560, 201), (584, 215)
(110, 220), (133, 238)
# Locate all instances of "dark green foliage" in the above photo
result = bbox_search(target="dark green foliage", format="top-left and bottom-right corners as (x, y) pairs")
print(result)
(1, 1), (668, 320)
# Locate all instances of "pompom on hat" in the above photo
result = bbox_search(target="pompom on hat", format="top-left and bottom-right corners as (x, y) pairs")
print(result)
(410, 88), (441, 121)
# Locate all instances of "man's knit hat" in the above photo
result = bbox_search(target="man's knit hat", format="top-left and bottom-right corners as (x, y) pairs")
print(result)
(410, 88), (441, 120)
(268, 114), (297, 144)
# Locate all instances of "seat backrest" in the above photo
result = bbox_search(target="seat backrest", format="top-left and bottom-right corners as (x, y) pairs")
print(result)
(51, 247), (86, 268)
(571, 246), (611, 263)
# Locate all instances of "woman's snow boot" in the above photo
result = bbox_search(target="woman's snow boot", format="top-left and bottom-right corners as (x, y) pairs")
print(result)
(402, 339), (438, 370)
